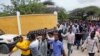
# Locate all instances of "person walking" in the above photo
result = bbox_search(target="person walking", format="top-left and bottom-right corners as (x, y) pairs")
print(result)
(82, 29), (89, 44)
(82, 31), (99, 56)
(61, 26), (75, 56)
(95, 28), (100, 53)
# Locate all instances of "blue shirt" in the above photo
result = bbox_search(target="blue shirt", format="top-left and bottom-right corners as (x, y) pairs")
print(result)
(48, 40), (63, 56)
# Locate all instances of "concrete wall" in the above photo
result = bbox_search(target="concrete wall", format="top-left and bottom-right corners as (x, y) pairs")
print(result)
(0, 14), (57, 34)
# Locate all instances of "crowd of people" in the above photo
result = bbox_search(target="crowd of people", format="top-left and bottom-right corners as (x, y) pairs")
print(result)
(9, 20), (100, 56)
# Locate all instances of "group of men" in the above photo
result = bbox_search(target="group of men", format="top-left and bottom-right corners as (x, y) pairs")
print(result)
(8, 20), (100, 56)
(57, 20), (100, 56)
(9, 29), (66, 56)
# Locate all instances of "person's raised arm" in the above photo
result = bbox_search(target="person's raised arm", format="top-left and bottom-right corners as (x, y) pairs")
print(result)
(46, 34), (50, 40)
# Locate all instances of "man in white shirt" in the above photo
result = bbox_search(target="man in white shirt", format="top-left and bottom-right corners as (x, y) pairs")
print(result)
(82, 31), (99, 56)
(57, 24), (64, 31)
(72, 24), (79, 34)
(95, 28), (100, 52)
(61, 26), (75, 56)
(28, 33), (40, 56)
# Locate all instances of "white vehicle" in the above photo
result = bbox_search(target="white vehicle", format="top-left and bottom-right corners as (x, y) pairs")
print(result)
(0, 34), (20, 54)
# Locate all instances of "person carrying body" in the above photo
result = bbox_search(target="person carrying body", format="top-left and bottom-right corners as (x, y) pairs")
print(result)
(48, 31), (66, 56)
(9, 36), (31, 56)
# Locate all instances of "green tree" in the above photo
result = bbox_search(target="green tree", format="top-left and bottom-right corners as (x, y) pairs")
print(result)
(69, 6), (100, 20)
(58, 8), (68, 21)
(0, 4), (14, 16)
(0, 0), (68, 22)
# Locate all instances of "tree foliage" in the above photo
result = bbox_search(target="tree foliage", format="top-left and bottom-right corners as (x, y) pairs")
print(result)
(58, 8), (68, 21)
(0, 0), (68, 21)
(70, 6), (100, 20)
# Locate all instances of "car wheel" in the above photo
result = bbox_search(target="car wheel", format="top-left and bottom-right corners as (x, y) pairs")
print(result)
(0, 44), (10, 54)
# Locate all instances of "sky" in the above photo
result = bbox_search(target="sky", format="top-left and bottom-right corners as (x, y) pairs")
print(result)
(0, 0), (100, 11)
